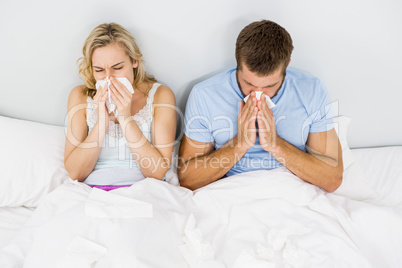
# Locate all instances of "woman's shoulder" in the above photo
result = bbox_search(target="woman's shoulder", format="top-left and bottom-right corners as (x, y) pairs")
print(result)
(67, 85), (89, 113)
(153, 84), (175, 105)
(68, 85), (88, 104)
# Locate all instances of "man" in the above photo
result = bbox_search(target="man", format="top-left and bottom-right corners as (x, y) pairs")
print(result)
(178, 20), (343, 192)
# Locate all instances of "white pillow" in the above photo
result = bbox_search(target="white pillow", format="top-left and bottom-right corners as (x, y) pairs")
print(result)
(0, 116), (69, 207)
(352, 146), (402, 209)
(332, 116), (378, 200)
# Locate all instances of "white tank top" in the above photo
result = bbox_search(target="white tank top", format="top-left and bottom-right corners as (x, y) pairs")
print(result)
(84, 83), (161, 186)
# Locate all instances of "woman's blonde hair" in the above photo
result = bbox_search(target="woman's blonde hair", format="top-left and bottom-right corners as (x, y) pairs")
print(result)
(78, 23), (156, 98)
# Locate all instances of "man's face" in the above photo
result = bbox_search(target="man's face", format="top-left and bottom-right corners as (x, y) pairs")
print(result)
(236, 63), (285, 99)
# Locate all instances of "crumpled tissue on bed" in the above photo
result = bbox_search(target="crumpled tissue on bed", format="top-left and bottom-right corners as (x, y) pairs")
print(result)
(233, 244), (275, 268)
(56, 236), (107, 268)
(234, 228), (310, 268)
(179, 214), (225, 268)
(267, 228), (288, 251)
(268, 227), (310, 266)
(243, 91), (276, 109)
(282, 240), (310, 267)
(95, 77), (135, 117)
(85, 187), (153, 219)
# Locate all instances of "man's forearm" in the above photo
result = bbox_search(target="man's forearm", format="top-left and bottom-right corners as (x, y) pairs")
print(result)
(178, 138), (247, 190)
(270, 137), (343, 192)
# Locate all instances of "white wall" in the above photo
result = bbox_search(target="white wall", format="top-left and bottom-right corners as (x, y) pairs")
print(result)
(0, 0), (401, 148)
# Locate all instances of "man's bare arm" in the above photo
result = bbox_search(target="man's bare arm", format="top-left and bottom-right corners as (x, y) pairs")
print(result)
(257, 96), (343, 192)
(271, 130), (343, 192)
(179, 95), (259, 190)
(178, 135), (248, 190)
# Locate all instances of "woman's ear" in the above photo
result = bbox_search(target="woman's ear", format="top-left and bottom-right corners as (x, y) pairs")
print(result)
(132, 59), (139, 68)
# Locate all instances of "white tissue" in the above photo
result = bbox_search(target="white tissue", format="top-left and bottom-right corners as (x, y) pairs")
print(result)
(234, 227), (310, 268)
(243, 91), (276, 109)
(267, 228), (288, 250)
(85, 187), (153, 219)
(95, 77), (135, 117)
(234, 246), (275, 268)
(179, 214), (224, 267)
(56, 236), (107, 268)
(282, 240), (310, 267)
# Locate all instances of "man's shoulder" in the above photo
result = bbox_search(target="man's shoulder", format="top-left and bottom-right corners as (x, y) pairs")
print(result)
(192, 68), (236, 93)
(286, 68), (321, 84)
(286, 68), (326, 95)
(285, 68), (331, 112)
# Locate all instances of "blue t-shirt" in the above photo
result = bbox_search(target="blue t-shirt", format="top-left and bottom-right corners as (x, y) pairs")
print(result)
(183, 68), (334, 177)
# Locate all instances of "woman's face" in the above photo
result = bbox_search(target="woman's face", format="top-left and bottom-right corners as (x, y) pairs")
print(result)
(91, 42), (138, 84)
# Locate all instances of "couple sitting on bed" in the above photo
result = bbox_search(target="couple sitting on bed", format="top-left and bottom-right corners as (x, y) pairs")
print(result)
(65, 21), (343, 192)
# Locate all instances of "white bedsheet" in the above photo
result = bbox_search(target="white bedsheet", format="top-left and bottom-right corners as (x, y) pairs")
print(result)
(0, 178), (195, 267)
(193, 168), (402, 268)
(0, 207), (35, 248)
(1, 168), (401, 267)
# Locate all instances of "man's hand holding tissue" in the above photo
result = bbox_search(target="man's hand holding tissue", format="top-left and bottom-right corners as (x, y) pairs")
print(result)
(257, 94), (278, 154)
(236, 91), (258, 151)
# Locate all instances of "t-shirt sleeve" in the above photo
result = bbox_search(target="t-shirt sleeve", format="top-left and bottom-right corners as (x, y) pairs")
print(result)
(183, 86), (214, 143)
(309, 80), (335, 133)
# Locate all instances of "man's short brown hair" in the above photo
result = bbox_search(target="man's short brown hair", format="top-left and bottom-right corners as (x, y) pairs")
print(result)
(235, 20), (293, 76)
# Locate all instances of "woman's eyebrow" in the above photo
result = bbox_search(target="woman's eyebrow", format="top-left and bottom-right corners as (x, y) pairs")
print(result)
(111, 61), (124, 68)
(93, 61), (125, 69)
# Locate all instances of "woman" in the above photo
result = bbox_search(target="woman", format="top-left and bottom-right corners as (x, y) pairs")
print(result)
(0, 23), (191, 267)
(64, 23), (176, 190)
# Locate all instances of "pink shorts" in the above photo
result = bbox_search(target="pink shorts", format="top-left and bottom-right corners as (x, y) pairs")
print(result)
(87, 184), (132, 191)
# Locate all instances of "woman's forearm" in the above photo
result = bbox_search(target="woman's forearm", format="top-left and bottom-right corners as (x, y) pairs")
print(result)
(121, 117), (171, 180)
(64, 122), (106, 181)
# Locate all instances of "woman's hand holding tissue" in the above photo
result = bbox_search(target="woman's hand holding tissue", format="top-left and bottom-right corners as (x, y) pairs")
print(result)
(92, 84), (110, 133)
(109, 77), (133, 124)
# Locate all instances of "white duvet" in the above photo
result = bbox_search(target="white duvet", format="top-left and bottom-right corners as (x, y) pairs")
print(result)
(1, 168), (401, 267)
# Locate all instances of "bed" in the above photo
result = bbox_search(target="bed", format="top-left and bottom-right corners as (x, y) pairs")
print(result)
(0, 114), (401, 267)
